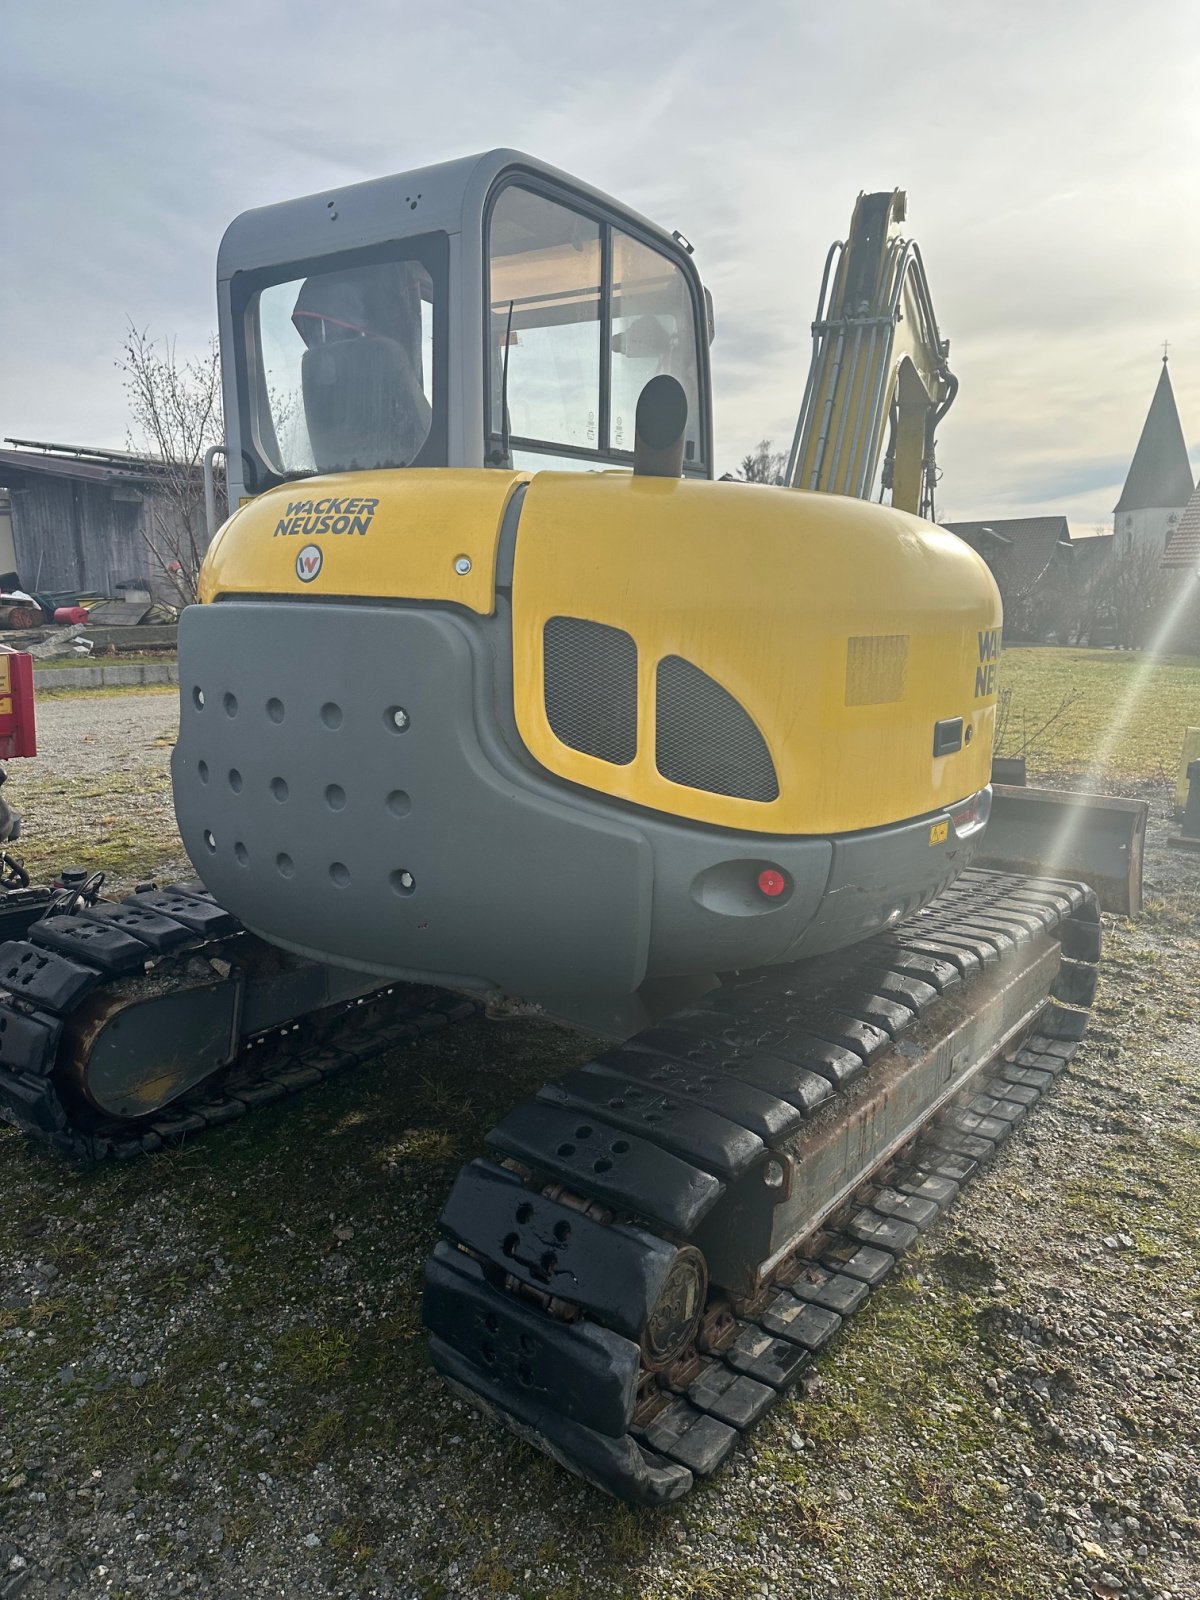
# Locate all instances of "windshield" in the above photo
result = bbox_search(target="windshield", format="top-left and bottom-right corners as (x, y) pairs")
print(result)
(247, 239), (447, 478)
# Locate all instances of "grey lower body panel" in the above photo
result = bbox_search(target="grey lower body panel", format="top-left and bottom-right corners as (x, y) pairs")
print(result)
(174, 601), (980, 997)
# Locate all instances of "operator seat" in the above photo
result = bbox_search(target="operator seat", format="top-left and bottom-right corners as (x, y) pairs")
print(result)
(292, 263), (432, 472)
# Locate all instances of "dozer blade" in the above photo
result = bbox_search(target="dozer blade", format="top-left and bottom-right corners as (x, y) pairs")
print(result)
(424, 868), (1100, 1504)
(977, 783), (1148, 915)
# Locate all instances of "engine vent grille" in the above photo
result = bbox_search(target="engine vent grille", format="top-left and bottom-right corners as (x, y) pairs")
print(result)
(655, 656), (778, 802)
(543, 616), (638, 765)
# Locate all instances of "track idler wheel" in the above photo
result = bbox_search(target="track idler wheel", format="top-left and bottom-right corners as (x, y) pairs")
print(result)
(640, 1245), (708, 1370)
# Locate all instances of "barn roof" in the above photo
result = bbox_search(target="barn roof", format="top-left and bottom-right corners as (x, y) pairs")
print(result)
(1163, 481), (1200, 571)
(0, 439), (194, 486)
(942, 516), (1073, 598)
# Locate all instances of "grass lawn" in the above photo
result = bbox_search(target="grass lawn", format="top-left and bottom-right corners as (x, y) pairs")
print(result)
(996, 646), (1200, 784)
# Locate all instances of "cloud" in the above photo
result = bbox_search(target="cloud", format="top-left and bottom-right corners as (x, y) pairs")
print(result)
(4, 0), (1199, 531)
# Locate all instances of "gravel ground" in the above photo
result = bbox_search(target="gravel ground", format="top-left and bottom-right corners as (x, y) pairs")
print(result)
(0, 692), (1197, 1600)
(9, 688), (188, 893)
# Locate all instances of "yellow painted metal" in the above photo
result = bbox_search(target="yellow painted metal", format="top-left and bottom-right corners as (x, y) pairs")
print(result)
(199, 469), (528, 611)
(0, 652), (14, 720)
(1176, 727), (1200, 811)
(512, 472), (1001, 836)
(788, 190), (953, 518)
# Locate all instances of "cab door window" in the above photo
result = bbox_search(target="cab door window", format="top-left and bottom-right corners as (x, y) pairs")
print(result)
(610, 230), (702, 467)
(488, 184), (706, 472)
(489, 187), (601, 456)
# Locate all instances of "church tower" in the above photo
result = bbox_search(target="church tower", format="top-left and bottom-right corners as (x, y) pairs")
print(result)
(1113, 355), (1194, 554)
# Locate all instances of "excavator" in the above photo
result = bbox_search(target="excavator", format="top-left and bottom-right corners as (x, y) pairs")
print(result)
(0, 152), (1102, 1504)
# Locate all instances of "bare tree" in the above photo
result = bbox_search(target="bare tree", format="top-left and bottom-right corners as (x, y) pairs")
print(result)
(993, 682), (1082, 763)
(1098, 544), (1180, 649)
(117, 325), (224, 607)
(1059, 556), (1111, 646)
(736, 439), (789, 485)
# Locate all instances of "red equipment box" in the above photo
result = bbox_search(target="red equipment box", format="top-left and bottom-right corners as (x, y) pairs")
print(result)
(0, 648), (37, 758)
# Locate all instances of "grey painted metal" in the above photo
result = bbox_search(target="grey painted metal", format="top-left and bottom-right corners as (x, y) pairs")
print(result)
(990, 756), (1027, 786)
(693, 938), (1060, 1293)
(976, 784), (1148, 915)
(780, 801), (973, 960)
(173, 598), (981, 998)
(216, 149), (713, 509)
(77, 942), (381, 1120)
(203, 445), (226, 543)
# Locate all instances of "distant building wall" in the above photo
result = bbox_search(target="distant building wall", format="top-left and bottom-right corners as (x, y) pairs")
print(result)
(0, 493), (16, 579)
(1, 472), (197, 602)
(1115, 505), (1185, 558)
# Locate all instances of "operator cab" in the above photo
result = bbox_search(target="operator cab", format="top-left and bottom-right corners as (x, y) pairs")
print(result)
(218, 149), (714, 509)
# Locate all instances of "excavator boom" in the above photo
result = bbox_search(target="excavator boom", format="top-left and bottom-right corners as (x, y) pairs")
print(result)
(785, 190), (956, 518)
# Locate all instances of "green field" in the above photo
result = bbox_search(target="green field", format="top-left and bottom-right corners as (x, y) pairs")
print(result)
(995, 647), (1200, 783)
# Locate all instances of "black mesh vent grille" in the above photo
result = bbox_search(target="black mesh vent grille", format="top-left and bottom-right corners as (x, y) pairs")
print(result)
(655, 656), (778, 801)
(543, 616), (638, 765)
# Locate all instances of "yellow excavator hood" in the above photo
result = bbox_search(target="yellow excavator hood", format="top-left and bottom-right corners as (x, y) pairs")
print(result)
(199, 469), (527, 613)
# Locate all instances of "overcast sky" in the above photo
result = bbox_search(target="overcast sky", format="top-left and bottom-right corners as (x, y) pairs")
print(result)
(4, 0), (1198, 527)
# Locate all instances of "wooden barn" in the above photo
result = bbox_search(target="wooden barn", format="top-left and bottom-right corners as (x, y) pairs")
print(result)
(0, 439), (205, 605)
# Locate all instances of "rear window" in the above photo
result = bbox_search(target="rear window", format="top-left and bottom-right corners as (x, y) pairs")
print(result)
(236, 235), (449, 480)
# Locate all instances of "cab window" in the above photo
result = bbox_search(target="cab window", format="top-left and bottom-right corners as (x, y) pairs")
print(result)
(236, 235), (448, 483)
(610, 229), (701, 466)
(488, 184), (704, 471)
(488, 188), (601, 457)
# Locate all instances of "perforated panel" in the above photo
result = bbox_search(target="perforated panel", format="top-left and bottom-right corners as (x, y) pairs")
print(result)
(543, 617), (638, 765)
(655, 656), (778, 802)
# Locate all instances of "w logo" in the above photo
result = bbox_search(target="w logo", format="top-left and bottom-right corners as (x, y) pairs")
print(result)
(295, 544), (323, 583)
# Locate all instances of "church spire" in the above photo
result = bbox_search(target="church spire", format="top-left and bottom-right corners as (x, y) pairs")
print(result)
(1114, 358), (1194, 513)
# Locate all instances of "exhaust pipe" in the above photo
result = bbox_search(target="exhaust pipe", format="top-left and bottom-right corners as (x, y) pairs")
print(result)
(633, 375), (687, 479)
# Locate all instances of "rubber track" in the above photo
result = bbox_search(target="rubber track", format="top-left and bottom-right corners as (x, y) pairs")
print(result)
(0, 882), (477, 1160)
(424, 868), (1101, 1504)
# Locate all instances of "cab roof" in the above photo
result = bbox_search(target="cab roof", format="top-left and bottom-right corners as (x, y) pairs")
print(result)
(217, 148), (687, 280)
